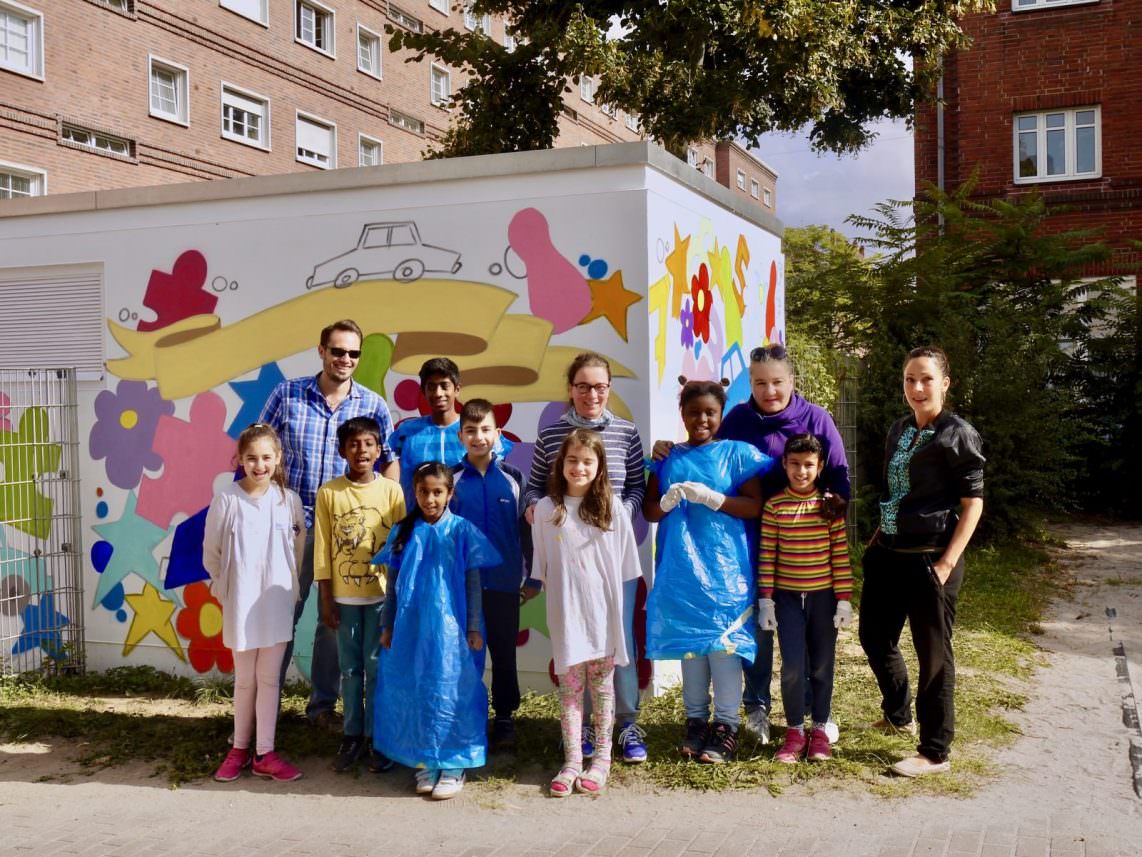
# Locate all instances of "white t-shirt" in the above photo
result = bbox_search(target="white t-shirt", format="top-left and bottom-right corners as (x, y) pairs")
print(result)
(530, 494), (642, 674)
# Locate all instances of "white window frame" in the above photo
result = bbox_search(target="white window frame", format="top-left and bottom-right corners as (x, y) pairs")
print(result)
(220, 82), (270, 150)
(60, 123), (134, 158)
(463, 5), (490, 33)
(750, 178), (760, 199)
(357, 23), (382, 78)
(219, 0), (268, 26)
(295, 0), (335, 57)
(295, 111), (336, 169)
(0, 159), (46, 199)
(1012, 0), (1099, 11)
(430, 63), (451, 107)
(0, 0), (44, 80)
(358, 133), (383, 167)
(390, 109), (424, 134)
(504, 32), (515, 52)
(686, 147), (699, 167)
(428, 0), (448, 13)
(763, 187), (772, 207)
(701, 158), (713, 178)
(736, 169), (746, 190)
(579, 75), (595, 103)
(625, 112), (639, 132)
(1013, 106), (1101, 184)
(148, 55), (190, 126)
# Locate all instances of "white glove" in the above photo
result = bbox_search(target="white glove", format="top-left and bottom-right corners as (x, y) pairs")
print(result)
(659, 484), (685, 513)
(757, 598), (777, 631)
(677, 481), (726, 511)
(834, 600), (852, 629)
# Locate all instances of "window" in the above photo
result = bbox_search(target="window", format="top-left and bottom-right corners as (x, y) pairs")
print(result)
(504, 32), (515, 52)
(148, 57), (189, 125)
(625, 112), (639, 132)
(736, 170), (746, 190)
(601, 103), (616, 118)
(388, 3), (422, 31)
(221, 84), (270, 149)
(357, 24), (381, 77)
(428, 0), (447, 12)
(701, 159), (713, 178)
(430, 64), (451, 107)
(750, 178), (760, 199)
(94, 0), (133, 12)
(1013, 0), (1098, 10)
(561, 105), (578, 122)
(296, 113), (335, 168)
(0, 1), (44, 79)
(463, 4), (489, 32)
(220, 0), (267, 24)
(686, 147), (699, 168)
(763, 188), (772, 207)
(60, 123), (134, 158)
(0, 160), (45, 198)
(580, 76), (595, 103)
(296, 0), (334, 55)
(389, 108), (424, 134)
(1014, 106), (1100, 183)
(359, 134), (383, 166)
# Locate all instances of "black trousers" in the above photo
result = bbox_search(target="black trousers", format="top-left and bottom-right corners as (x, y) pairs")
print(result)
(858, 543), (964, 763)
(483, 589), (521, 718)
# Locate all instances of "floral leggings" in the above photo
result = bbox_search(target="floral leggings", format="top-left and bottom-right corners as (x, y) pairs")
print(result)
(557, 656), (616, 770)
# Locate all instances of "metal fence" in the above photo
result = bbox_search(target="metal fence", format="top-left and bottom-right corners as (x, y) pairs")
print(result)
(0, 368), (85, 675)
(831, 360), (861, 544)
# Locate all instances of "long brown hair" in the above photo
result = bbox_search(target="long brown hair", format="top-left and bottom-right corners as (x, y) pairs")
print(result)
(236, 422), (287, 493)
(546, 428), (613, 531)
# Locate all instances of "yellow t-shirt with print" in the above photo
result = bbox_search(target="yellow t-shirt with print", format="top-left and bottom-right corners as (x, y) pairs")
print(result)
(313, 475), (405, 602)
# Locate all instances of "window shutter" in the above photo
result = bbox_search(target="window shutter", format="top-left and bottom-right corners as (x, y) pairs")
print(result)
(297, 117), (331, 156)
(0, 264), (104, 377)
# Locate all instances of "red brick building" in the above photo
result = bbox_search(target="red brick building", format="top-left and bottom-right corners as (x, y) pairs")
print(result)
(914, 0), (1141, 283)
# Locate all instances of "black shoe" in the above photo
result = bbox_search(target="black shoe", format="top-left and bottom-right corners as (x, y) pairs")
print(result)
(680, 717), (708, 760)
(313, 710), (344, 735)
(489, 717), (516, 751)
(367, 746), (395, 773)
(699, 721), (739, 764)
(332, 735), (365, 772)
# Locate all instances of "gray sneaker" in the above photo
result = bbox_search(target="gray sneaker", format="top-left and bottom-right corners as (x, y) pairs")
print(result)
(744, 706), (770, 744)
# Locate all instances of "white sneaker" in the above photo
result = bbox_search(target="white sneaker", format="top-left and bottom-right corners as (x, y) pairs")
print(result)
(431, 770), (465, 800)
(891, 754), (950, 777)
(414, 768), (439, 794)
(824, 719), (840, 745)
(744, 707), (770, 744)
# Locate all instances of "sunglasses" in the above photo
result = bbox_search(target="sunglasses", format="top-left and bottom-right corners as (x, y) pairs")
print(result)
(750, 344), (788, 362)
(328, 347), (362, 359)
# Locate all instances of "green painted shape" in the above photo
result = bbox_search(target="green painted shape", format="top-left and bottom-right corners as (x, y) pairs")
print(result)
(0, 407), (62, 541)
(519, 590), (549, 640)
(355, 333), (395, 399)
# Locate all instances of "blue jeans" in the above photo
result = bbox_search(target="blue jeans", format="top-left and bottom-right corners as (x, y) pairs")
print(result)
(774, 589), (838, 727)
(336, 601), (382, 738)
(584, 576), (641, 724)
(741, 623), (774, 711)
(279, 529), (341, 720)
(681, 651), (743, 727)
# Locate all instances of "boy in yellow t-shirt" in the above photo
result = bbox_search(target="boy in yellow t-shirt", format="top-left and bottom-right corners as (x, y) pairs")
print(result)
(314, 416), (405, 774)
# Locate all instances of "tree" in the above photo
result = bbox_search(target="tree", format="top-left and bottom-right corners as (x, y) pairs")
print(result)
(389, 1), (995, 158)
(783, 224), (875, 353)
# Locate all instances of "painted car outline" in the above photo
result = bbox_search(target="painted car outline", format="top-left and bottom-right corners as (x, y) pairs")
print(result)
(305, 221), (463, 289)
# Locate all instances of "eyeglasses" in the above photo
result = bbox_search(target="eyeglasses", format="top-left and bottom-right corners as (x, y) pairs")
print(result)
(328, 347), (362, 359)
(572, 382), (611, 395)
(750, 344), (787, 362)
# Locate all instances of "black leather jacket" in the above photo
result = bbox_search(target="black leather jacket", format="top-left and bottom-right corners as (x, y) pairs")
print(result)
(880, 411), (985, 549)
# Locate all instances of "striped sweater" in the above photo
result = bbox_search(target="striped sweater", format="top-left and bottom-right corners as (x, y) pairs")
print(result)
(759, 487), (852, 599)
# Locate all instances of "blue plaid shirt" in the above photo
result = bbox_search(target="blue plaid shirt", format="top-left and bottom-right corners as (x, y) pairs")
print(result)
(259, 374), (395, 527)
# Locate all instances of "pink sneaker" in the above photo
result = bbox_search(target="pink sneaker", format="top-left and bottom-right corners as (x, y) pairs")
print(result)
(774, 728), (808, 764)
(213, 747), (250, 782)
(251, 751), (303, 782)
(807, 727), (832, 761)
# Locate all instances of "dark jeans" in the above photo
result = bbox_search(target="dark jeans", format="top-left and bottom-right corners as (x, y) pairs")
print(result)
(774, 589), (838, 727)
(858, 543), (964, 763)
(483, 589), (521, 718)
(742, 624), (815, 715)
(279, 530), (341, 720)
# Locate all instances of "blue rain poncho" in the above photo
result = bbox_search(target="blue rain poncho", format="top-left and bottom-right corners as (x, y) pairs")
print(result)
(646, 440), (774, 663)
(372, 511), (501, 771)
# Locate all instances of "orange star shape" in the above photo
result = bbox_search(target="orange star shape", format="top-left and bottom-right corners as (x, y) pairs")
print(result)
(580, 270), (642, 341)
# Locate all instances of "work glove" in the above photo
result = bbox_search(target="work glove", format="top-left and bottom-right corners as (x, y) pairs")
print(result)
(659, 484), (685, 513)
(757, 598), (777, 631)
(834, 600), (853, 629)
(677, 481), (726, 511)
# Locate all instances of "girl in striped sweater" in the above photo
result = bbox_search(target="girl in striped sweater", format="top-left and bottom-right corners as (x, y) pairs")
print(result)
(758, 433), (853, 763)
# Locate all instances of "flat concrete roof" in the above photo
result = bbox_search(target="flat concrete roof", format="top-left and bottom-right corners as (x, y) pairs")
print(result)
(0, 141), (782, 237)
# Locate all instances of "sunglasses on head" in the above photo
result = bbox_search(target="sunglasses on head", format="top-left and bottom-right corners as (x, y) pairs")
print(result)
(328, 347), (362, 359)
(750, 344), (787, 362)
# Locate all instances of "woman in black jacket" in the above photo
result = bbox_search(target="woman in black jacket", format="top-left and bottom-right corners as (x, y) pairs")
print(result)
(859, 346), (985, 777)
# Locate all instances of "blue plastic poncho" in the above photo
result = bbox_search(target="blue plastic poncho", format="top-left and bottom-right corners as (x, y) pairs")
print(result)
(389, 416), (514, 507)
(371, 511), (501, 771)
(646, 440), (774, 663)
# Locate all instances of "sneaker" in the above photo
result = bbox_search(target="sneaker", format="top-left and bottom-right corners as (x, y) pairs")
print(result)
(679, 718), (708, 760)
(581, 725), (596, 760)
(489, 717), (516, 752)
(871, 717), (917, 737)
(618, 721), (648, 764)
(213, 747), (250, 782)
(891, 753), (950, 777)
(824, 719), (840, 745)
(415, 768), (439, 794)
(807, 727), (832, 761)
(252, 751), (303, 782)
(698, 722), (739, 764)
(367, 746), (395, 773)
(312, 710), (344, 735)
(432, 769), (465, 800)
(744, 705), (771, 744)
(774, 728), (808, 764)
(332, 735), (365, 773)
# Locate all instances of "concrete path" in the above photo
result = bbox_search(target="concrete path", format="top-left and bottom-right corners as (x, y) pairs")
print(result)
(2, 523), (1140, 857)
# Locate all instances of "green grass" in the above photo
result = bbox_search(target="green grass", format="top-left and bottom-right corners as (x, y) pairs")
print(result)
(0, 540), (1061, 795)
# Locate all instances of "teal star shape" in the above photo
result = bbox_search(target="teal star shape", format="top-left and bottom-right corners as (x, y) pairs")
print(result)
(0, 526), (51, 592)
(91, 492), (175, 609)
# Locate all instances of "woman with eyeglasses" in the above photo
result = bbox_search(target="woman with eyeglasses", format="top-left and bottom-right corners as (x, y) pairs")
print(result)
(523, 351), (649, 764)
(652, 343), (850, 745)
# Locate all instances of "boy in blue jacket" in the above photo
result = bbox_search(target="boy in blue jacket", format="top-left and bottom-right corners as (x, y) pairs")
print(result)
(450, 398), (529, 750)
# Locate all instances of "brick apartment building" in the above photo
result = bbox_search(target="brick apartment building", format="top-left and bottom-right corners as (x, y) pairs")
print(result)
(0, 0), (775, 210)
(914, 0), (1141, 285)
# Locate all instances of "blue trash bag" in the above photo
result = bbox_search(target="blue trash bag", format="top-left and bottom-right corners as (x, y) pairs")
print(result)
(646, 440), (775, 663)
(371, 510), (501, 770)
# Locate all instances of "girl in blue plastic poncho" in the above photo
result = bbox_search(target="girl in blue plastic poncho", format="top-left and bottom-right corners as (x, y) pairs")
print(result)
(373, 461), (501, 801)
(643, 380), (774, 765)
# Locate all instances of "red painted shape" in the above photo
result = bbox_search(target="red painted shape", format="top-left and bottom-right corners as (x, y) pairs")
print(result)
(137, 250), (216, 332)
(515, 628), (529, 647)
(765, 260), (778, 339)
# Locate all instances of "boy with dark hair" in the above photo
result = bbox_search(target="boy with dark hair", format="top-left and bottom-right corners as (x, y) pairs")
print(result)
(389, 357), (465, 505)
(449, 398), (529, 750)
(314, 416), (405, 773)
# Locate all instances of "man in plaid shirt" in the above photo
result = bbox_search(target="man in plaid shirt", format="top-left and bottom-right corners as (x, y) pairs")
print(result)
(259, 319), (398, 729)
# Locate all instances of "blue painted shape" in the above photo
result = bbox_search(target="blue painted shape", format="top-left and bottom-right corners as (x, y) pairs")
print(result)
(91, 540), (113, 574)
(116, 609), (128, 622)
(13, 593), (68, 659)
(227, 362), (286, 439)
(95, 501), (108, 518)
(164, 505), (211, 590)
(101, 582), (125, 611)
(587, 259), (608, 279)
(578, 254), (591, 267)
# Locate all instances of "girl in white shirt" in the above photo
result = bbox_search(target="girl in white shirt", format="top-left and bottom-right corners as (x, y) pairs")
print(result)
(203, 423), (305, 784)
(527, 428), (641, 797)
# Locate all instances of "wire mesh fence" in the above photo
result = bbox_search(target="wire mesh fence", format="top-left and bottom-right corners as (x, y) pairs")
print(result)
(0, 368), (85, 675)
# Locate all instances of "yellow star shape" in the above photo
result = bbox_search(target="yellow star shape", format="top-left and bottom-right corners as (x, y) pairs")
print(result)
(580, 270), (642, 341)
(665, 225), (691, 318)
(123, 583), (187, 662)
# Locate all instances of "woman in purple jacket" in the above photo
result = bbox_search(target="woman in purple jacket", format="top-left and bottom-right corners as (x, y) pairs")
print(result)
(654, 345), (850, 744)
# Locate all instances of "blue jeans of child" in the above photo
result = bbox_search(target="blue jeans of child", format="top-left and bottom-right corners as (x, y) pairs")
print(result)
(742, 624), (774, 712)
(681, 651), (743, 727)
(774, 589), (838, 727)
(278, 530), (340, 720)
(336, 601), (383, 738)
(584, 576), (641, 725)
